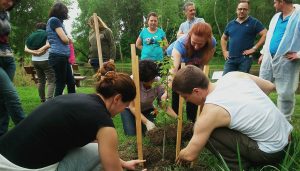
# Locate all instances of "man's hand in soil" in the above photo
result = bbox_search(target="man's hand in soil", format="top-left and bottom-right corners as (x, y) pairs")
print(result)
(176, 148), (193, 166)
(121, 159), (146, 170)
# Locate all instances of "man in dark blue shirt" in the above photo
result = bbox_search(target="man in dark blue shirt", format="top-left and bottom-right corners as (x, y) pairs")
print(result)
(221, 0), (267, 75)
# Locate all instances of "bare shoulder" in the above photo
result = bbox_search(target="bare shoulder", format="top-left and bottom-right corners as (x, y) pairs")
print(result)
(225, 71), (249, 79)
(200, 103), (231, 128)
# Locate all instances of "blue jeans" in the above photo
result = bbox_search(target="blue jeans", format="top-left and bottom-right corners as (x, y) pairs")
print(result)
(223, 56), (253, 75)
(57, 143), (101, 171)
(49, 53), (76, 97)
(0, 57), (25, 136)
(121, 108), (155, 136)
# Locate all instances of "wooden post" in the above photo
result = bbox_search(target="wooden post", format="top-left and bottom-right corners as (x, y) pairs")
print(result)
(130, 44), (143, 164)
(93, 13), (103, 68)
(176, 63), (185, 159)
(191, 64), (210, 168)
(197, 65), (210, 119)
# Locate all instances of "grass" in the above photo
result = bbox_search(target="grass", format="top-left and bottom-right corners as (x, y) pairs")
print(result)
(11, 62), (300, 170)
(13, 85), (300, 170)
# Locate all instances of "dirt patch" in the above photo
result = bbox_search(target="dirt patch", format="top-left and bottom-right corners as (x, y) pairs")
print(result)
(119, 122), (210, 170)
(146, 122), (194, 146)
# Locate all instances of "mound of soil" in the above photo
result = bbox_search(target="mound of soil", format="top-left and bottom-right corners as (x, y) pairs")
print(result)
(119, 122), (211, 170)
(146, 122), (194, 146)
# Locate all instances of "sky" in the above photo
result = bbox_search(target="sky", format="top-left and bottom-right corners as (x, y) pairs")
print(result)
(64, 0), (80, 37)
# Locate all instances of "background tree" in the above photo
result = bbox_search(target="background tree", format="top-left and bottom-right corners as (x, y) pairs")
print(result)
(8, 0), (300, 63)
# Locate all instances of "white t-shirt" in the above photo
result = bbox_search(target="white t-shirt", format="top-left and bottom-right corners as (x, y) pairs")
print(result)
(0, 154), (58, 171)
(205, 73), (293, 153)
(31, 51), (49, 62)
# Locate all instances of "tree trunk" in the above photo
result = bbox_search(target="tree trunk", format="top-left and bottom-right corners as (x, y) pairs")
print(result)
(214, 0), (222, 37)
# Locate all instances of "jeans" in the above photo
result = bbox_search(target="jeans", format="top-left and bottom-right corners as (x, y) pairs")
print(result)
(223, 56), (253, 75)
(49, 53), (76, 97)
(172, 90), (198, 122)
(32, 60), (55, 101)
(205, 128), (286, 170)
(66, 64), (76, 93)
(0, 57), (25, 136)
(121, 108), (155, 136)
(57, 143), (102, 171)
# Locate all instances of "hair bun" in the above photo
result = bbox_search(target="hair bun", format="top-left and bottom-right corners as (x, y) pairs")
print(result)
(104, 71), (115, 77)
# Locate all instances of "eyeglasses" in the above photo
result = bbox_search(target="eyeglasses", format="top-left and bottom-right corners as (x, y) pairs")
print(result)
(237, 8), (248, 11)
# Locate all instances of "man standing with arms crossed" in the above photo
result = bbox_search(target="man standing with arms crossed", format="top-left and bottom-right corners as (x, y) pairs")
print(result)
(221, 0), (267, 75)
(177, 2), (205, 38)
(259, 0), (300, 121)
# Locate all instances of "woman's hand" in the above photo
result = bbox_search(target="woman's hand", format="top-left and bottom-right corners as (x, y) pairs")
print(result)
(122, 159), (146, 170)
(145, 120), (156, 131)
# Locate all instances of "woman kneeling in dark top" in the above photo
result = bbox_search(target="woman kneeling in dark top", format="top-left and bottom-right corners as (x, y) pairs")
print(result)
(0, 62), (145, 171)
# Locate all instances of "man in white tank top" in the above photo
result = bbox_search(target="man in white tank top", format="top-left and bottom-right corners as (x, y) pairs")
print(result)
(172, 65), (292, 170)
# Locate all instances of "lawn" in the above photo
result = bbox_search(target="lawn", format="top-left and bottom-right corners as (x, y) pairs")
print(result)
(14, 85), (300, 170)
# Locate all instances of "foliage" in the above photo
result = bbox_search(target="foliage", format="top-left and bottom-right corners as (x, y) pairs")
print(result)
(153, 56), (176, 126)
(8, 0), (300, 61)
(16, 84), (300, 170)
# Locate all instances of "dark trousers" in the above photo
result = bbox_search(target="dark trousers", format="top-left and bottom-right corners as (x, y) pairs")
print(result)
(172, 90), (198, 122)
(205, 127), (287, 170)
(0, 57), (25, 136)
(49, 53), (76, 96)
(223, 56), (253, 76)
(121, 108), (155, 136)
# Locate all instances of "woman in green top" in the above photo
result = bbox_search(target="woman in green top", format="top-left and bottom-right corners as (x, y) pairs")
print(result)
(87, 16), (116, 72)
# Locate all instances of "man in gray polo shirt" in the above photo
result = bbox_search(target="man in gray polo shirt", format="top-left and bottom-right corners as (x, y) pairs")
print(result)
(177, 2), (205, 38)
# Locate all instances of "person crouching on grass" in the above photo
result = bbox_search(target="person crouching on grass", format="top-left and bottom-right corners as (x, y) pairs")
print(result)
(173, 65), (292, 170)
(0, 69), (146, 170)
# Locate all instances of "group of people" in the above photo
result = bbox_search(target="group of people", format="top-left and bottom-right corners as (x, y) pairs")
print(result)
(0, 0), (299, 171)
(131, 0), (299, 170)
(24, 2), (77, 103)
(173, 0), (297, 170)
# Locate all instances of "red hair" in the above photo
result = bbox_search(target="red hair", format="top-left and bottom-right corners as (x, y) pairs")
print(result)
(185, 22), (214, 66)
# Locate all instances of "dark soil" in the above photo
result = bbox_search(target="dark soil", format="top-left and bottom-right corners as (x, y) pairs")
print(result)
(145, 122), (194, 146)
(119, 122), (211, 170)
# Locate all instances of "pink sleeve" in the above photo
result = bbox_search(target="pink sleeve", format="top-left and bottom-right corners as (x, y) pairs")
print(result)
(69, 42), (76, 64)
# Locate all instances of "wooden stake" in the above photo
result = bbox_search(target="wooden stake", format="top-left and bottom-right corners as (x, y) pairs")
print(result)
(196, 65), (210, 119)
(93, 13), (103, 68)
(176, 63), (185, 159)
(191, 64), (210, 168)
(130, 44), (143, 164)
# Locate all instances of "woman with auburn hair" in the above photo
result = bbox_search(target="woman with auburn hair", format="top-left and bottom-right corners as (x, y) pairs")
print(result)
(166, 22), (216, 122)
(0, 66), (146, 170)
(87, 15), (116, 72)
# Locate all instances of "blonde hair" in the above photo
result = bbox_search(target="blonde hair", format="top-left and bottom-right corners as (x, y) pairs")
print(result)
(88, 15), (108, 31)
